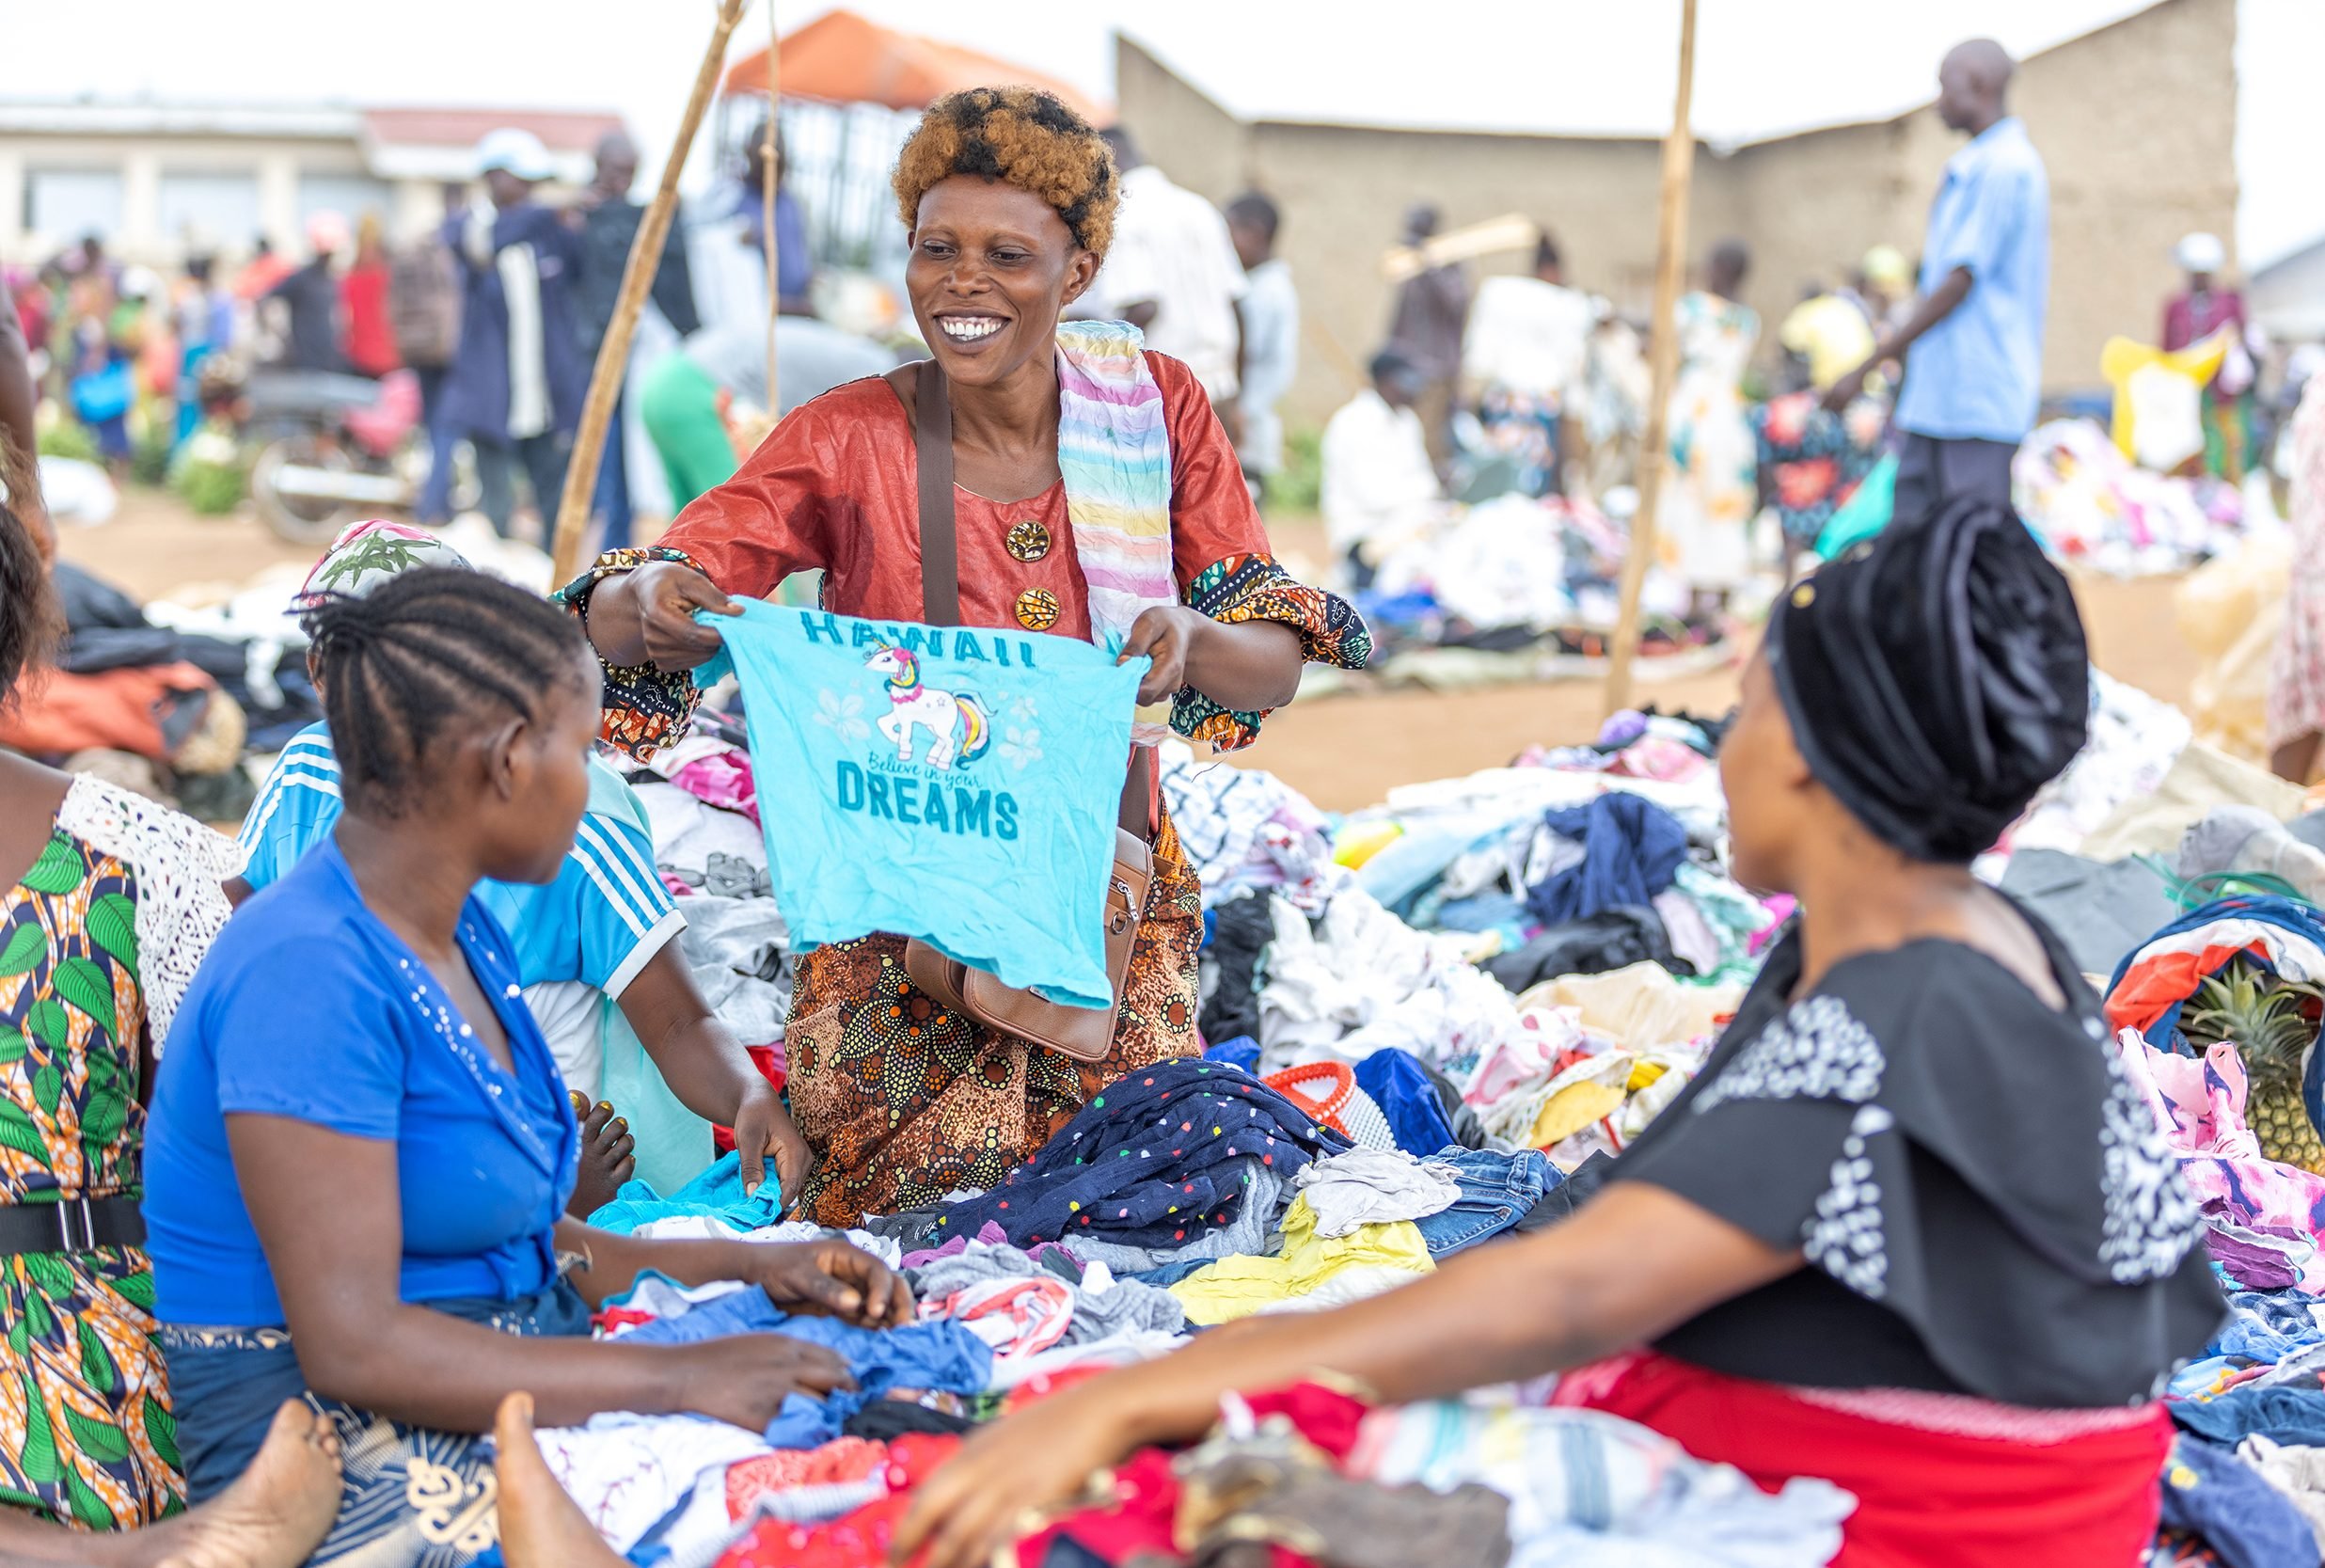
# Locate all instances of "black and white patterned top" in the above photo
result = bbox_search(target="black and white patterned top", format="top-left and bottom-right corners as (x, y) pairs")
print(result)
(1611, 907), (2225, 1408)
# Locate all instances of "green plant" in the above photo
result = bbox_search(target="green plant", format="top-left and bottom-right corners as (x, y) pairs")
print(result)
(36, 420), (98, 463)
(130, 424), (173, 486)
(168, 424), (248, 516)
(1265, 425), (1322, 514)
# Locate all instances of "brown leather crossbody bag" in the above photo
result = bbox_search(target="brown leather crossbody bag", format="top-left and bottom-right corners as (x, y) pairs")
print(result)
(897, 359), (1155, 1062)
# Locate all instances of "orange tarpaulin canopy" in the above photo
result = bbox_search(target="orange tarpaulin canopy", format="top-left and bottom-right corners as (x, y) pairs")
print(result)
(723, 8), (1109, 121)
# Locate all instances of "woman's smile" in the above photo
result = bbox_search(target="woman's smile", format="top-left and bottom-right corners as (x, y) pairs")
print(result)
(933, 310), (1008, 346)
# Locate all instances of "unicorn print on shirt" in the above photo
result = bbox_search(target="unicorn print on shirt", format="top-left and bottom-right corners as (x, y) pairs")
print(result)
(865, 645), (994, 769)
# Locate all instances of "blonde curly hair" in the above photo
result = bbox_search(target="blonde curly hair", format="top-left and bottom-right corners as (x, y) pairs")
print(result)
(892, 87), (1118, 261)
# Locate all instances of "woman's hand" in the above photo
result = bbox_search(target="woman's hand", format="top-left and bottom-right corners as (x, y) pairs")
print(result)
(892, 1386), (1135, 1568)
(1117, 605), (1208, 705)
(747, 1240), (914, 1330)
(669, 1334), (856, 1432)
(1121, 610), (1303, 714)
(732, 1078), (813, 1208)
(590, 562), (739, 671)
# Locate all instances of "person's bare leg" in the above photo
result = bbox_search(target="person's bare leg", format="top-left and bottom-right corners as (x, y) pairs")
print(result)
(2272, 732), (2320, 785)
(0, 1402), (340, 1568)
(492, 1393), (622, 1568)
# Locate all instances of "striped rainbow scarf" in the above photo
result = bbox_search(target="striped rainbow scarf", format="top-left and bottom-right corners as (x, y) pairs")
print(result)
(1054, 321), (1176, 743)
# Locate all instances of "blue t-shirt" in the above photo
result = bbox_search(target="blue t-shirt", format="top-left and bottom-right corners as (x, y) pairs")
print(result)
(236, 722), (681, 1000)
(1895, 117), (2050, 444)
(148, 838), (580, 1328)
(700, 599), (1145, 1007)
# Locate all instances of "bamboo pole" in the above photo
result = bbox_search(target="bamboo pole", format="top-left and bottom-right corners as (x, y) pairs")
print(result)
(1602, 0), (1700, 718)
(761, 0), (781, 407)
(550, 0), (750, 583)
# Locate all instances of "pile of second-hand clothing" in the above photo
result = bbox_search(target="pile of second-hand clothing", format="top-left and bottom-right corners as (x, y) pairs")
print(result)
(1166, 711), (1773, 1176)
(0, 562), (322, 818)
(1343, 491), (1726, 688)
(565, 1054), (1849, 1568)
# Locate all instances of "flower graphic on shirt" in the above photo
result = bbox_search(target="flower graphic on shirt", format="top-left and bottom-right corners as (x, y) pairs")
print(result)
(1008, 695), (1039, 724)
(1000, 725), (1044, 770)
(814, 689), (871, 744)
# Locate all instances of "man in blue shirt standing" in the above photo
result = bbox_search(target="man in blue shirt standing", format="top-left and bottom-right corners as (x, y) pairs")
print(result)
(1826, 40), (2048, 525)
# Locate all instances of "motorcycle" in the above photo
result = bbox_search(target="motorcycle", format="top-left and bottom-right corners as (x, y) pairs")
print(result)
(239, 367), (475, 544)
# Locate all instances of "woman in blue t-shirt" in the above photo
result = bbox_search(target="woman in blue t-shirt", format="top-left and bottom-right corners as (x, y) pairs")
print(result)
(144, 568), (909, 1565)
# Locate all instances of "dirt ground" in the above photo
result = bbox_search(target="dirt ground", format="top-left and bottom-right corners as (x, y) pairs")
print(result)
(55, 490), (2197, 813)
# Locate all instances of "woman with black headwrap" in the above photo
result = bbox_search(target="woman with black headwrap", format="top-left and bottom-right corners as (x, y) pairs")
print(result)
(892, 500), (2226, 1568)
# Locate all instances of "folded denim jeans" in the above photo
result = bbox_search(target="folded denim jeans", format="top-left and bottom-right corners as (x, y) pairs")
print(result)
(1411, 1146), (1559, 1258)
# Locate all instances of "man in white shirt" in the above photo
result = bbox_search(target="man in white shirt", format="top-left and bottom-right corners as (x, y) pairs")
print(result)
(1227, 192), (1299, 500)
(1462, 231), (1593, 496)
(1321, 350), (1442, 587)
(1085, 128), (1247, 404)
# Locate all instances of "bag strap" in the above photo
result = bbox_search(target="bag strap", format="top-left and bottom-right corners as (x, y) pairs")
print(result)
(913, 357), (961, 626)
(1121, 743), (1154, 841)
(913, 357), (1154, 845)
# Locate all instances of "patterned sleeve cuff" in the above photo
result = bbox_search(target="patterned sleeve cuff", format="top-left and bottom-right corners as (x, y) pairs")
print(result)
(1174, 553), (1372, 752)
(553, 546), (711, 763)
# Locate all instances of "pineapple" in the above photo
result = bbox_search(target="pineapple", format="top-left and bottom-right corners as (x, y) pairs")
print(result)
(2183, 961), (2325, 1173)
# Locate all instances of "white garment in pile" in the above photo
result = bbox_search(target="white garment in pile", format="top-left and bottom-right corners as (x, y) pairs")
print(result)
(1257, 884), (1527, 1076)
(1295, 1148), (1462, 1238)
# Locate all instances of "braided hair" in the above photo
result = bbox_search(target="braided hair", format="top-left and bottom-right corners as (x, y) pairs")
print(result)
(0, 434), (60, 710)
(298, 566), (589, 819)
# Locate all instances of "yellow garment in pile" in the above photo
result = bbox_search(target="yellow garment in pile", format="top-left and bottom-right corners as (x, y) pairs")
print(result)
(1170, 1196), (1434, 1326)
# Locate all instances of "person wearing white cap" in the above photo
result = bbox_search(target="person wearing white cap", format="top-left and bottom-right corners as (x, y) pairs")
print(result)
(2162, 230), (2255, 481)
(440, 127), (589, 538)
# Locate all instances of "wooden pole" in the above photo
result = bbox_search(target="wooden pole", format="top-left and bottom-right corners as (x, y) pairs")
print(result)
(761, 0), (781, 407)
(550, 0), (750, 584)
(1602, 0), (1700, 718)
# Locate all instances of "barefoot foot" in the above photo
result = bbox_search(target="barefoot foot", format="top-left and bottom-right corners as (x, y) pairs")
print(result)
(493, 1393), (622, 1568)
(149, 1401), (341, 1568)
(565, 1099), (636, 1219)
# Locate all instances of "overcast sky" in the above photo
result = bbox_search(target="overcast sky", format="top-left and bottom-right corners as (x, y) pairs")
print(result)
(6, 0), (2319, 265)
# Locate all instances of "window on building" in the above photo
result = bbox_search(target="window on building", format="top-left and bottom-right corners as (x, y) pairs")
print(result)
(297, 174), (394, 230)
(25, 169), (126, 249)
(158, 171), (262, 254)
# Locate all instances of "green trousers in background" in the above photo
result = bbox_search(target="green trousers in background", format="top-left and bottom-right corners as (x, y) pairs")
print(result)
(641, 353), (820, 606)
(640, 354), (738, 511)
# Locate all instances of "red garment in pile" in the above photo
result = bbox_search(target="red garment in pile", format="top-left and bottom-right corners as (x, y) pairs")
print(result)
(716, 1434), (957, 1568)
(712, 1385), (1367, 1568)
(1557, 1351), (2172, 1568)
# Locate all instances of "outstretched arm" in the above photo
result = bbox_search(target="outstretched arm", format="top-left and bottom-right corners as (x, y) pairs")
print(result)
(1824, 266), (1971, 411)
(614, 943), (811, 1203)
(893, 1181), (1797, 1568)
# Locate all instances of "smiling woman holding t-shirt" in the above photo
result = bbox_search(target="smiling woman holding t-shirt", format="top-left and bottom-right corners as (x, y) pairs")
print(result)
(567, 87), (1369, 1228)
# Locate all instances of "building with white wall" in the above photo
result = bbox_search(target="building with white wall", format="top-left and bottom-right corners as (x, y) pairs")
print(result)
(0, 99), (625, 265)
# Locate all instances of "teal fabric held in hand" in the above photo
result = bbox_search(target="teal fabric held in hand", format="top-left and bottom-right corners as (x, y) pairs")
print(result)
(696, 598), (1147, 1006)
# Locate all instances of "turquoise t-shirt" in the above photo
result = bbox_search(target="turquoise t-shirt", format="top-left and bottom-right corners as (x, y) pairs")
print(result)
(699, 599), (1145, 1007)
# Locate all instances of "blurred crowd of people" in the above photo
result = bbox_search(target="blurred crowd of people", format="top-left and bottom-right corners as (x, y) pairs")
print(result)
(0, 118), (918, 546)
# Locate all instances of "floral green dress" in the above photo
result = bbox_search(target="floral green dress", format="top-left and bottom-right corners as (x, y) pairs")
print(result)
(0, 776), (232, 1528)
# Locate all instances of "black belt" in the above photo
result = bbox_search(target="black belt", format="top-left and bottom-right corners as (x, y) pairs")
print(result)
(0, 1196), (145, 1255)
